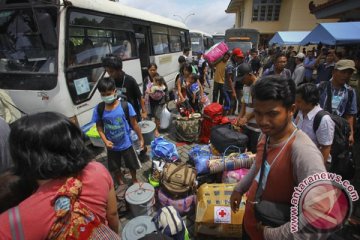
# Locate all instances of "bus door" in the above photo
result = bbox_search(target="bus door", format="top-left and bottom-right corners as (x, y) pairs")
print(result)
(134, 24), (151, 83)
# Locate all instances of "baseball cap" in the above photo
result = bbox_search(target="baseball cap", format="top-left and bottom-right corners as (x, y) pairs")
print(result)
(238, 63), (252, 76)
(295, 52), (305, 59)
(334, 59), (356, 71)
(232, 48), (244, 58)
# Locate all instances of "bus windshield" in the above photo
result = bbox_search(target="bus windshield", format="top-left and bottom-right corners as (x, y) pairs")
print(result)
(0, 7), (58, 74)
(226, 42), (252, 54)
(190, 32), (202, 53)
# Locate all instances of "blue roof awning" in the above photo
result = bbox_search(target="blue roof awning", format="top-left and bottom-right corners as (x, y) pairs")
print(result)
(300, 22), (360, 45)
(269, 31), (310, 46)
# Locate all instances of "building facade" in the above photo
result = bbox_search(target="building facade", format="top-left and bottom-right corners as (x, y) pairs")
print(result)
(226, 0), (337, 47)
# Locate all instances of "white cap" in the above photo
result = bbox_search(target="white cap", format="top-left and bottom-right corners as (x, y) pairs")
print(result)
(295, 52), (305, 59)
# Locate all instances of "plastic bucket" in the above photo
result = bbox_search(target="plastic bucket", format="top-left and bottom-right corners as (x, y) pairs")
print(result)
(125, 182), (155, 217)
(138, 120), (156, 145)
(121, 215), (156, 240)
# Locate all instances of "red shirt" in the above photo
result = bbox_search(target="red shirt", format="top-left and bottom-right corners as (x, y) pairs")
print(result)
(0, 161), (113, 240)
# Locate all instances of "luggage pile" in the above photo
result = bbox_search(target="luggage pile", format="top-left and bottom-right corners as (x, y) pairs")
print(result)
(122, 137), (193, 240)
(121, 99), (260, 239)
(149, 137), (197, 216)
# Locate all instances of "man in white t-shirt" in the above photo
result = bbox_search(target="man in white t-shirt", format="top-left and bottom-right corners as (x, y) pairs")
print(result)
(235, 63), (260, 153)
(295, 83), (335, 163)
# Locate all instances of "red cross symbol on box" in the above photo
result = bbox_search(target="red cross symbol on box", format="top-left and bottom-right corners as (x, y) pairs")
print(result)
(219, 209), (227, 218)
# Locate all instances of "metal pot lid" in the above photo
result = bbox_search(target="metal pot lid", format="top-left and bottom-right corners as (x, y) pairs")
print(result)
(190, 113), (201, 118)
(138, 121), (156, 134)
(122, 215), (156, 240)
(125, 182), (155, 205)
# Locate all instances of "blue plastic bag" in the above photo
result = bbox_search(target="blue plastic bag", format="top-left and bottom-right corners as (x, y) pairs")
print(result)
(151, 137), (179, 162)
(188, 145), (212, 175)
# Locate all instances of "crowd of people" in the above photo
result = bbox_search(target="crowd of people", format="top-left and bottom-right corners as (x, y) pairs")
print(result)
(0, 42), (359, 239)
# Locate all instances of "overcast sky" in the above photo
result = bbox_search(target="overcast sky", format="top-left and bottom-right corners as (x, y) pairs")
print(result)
(117, 0), (235, 34)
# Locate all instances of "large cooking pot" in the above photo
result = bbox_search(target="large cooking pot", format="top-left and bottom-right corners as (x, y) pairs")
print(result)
(138, 120), (156, 145)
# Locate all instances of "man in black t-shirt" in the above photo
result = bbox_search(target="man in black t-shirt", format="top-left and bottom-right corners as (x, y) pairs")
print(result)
(102, 54), (147, 121)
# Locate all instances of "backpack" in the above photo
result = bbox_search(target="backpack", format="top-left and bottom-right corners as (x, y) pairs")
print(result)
(313, 110), (355, 180)
(161, 162), (197, 199)
(152, 206), (189, 240)
(199, 103), (228, 143)
(316, 81), (355, 180)
(46, 177), (120, 239)
(97, 99), (130, 127)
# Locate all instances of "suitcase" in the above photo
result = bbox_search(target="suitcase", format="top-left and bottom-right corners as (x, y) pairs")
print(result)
(210, 124), (248, 153)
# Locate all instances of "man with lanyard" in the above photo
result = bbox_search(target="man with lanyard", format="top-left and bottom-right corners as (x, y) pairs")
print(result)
(102, 54), (147, 122)
(318, 59), (357, 146)
(230, 76), (339, 239)
(262, 53), (291, 79)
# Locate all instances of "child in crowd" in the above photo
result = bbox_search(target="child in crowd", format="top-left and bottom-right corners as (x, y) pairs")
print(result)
(187, 73), (203, 112)
(148, 76), (167, 101)
(146, 75), (168, 136)
(93, 77), (144, 184)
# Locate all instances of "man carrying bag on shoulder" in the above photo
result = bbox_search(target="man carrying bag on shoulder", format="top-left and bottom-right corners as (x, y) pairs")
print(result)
(230, 76), (343, 239)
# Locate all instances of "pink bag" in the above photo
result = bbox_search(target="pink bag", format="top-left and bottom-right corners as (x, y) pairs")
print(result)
(222, 168), (249, 184)
(204, 42), (229, 64)
(157, 188), (196, 214)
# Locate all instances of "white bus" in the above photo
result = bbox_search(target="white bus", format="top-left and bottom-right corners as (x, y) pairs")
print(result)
(190, 30), (214, 55)
(212, 33), (225, 45)
(0, 0), (190, 127)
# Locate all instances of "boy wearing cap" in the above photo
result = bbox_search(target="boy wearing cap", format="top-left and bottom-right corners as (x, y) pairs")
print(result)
(318, 59), (357, 146)
(235, 64), (260, 153)
(292, 52), (305, 86)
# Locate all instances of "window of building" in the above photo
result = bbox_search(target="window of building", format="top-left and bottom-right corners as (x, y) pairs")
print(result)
(252, 0), (281, 21)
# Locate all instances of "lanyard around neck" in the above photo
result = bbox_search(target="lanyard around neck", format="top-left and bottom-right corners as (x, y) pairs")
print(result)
(255, 127), (298, 201)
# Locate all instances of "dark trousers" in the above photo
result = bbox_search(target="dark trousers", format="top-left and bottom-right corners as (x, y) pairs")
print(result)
(212, 82), (224, 104)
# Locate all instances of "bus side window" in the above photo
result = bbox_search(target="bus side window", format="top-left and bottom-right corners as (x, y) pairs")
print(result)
(121, 40), (132, 59)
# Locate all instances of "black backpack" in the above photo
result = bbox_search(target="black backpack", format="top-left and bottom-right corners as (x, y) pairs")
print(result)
(97, 99), (130, 127)
(313, 81), (356, 180)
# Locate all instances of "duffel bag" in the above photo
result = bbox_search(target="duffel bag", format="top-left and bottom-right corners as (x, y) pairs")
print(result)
(210, 124), (248, 153)
(162, 162), (197, 198)
(158, 188), (196, 215)
(174, 115), (201, 143)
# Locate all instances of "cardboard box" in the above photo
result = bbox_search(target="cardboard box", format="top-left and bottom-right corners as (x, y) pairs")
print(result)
(195, 183), (246, 238)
